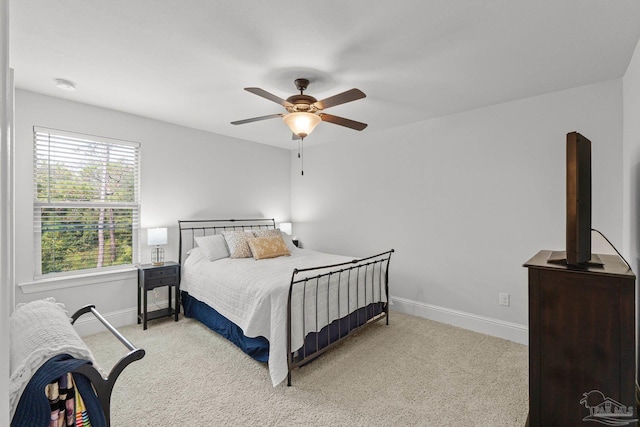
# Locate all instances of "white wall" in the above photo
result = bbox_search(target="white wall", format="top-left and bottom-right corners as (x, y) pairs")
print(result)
(623, 39), (640, 274)
(291, 79), (623, 342)
(13, 90), (291, 332)
(8, 57), (632, 350)
(1, 0), (10, 423)
(623, 36), (640, 376)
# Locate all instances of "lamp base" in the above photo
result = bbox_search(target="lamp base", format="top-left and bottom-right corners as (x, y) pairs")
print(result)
(151, 246), (165, 266)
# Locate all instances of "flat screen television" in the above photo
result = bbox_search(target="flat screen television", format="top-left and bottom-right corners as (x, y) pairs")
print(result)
(566, 131), (591, 265)
(548, 131), (602, 266)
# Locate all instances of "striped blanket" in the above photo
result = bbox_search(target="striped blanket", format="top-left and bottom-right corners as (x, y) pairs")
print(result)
(46, 372), (92, 427)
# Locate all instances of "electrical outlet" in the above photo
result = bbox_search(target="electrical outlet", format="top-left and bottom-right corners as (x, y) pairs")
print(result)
(499, 292), (510, 306)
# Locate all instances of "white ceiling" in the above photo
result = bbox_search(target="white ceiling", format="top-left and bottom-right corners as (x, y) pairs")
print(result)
(9, 1), (640, 149)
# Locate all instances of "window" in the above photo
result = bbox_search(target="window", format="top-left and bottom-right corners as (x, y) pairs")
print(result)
(33, 127), (140, 276)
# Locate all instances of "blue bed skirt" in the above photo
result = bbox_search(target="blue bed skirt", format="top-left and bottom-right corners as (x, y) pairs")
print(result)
(181, 291), (385, 364)
(181, 291), (269, 362)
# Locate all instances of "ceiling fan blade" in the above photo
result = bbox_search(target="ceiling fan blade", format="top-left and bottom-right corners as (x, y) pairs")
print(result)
(320, 113), (368, 131)
(313, 88), (366, 110)
(231, 113), (283, 125)
(245, 87), (293, 108)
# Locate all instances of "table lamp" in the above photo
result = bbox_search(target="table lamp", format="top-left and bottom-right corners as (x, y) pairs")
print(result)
(279, 222), (292, 235)
(148, 227), (167, 266)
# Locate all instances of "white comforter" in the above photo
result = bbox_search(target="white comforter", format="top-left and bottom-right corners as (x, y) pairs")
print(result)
(181, 247), (388, 386)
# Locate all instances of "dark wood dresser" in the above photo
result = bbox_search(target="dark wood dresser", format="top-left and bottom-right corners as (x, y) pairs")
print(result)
(524, 250), (637, 426)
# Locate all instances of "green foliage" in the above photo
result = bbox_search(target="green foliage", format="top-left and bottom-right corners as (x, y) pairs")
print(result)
(40, 207), (134, 274)
(36, 139), (137, 275)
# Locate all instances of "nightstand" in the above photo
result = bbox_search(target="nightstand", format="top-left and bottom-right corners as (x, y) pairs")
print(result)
(137, 261), (180, 330)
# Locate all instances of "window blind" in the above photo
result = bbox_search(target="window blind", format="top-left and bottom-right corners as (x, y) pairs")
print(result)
(33, 127), (140, 276)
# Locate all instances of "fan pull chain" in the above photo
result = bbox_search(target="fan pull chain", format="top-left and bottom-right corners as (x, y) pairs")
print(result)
(300, 138), (304, 176)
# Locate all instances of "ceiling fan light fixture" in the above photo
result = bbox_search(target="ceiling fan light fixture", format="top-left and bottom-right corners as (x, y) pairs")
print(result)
(283, 112), (321, 138)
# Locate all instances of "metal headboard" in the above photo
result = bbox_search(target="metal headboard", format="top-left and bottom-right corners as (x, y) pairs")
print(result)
(178, 218), (276, 265)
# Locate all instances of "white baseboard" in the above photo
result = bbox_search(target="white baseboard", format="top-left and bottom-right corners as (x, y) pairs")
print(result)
(73, 296), (172, 337)
(73, 296), (529, 345)
(390, 295), (528, 345)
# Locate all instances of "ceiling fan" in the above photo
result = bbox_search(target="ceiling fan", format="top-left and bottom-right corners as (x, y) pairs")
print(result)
(231, 78), (367, 139)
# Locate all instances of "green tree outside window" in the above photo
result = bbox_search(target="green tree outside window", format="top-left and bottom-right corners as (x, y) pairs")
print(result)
(34, 128), (140, 275)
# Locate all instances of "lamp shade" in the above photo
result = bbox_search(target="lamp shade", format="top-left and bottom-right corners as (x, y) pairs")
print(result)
(279, 222), (292, 235)
(147, 227), (168, 246)
(283, 112), (321, 138)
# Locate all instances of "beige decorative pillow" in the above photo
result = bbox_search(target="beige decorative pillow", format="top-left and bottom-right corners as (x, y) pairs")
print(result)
(253, 229), (282, 238)
(255, 228), (297, 252)
(221, 230), (255, 258)
(247, 236), (291, 260)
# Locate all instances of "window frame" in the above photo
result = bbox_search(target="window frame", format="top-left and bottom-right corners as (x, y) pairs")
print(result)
(33, 126), (140, 278)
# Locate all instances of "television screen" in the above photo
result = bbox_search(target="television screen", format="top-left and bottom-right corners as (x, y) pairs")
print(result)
(566, 131), (591, 265)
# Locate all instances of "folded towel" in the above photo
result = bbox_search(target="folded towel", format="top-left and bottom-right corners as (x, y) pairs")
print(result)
(9, 298), (95, 420)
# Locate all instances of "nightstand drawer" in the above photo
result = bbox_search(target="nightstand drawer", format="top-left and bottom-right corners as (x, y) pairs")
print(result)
(146, 266), (178, 280)
(145, 276), (178, 289)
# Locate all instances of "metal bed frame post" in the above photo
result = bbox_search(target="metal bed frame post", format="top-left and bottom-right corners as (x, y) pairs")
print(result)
(385, 253), (392, 325)
(287, 269), (297, 387)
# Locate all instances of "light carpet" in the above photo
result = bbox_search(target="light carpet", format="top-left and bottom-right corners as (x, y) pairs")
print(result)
(82, 311), (528, 426)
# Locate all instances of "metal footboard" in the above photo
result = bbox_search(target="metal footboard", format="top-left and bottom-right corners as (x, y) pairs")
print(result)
(286, 249), (394, 386)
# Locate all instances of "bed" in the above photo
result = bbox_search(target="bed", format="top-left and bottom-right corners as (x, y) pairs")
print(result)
(178, 218), (393, 386)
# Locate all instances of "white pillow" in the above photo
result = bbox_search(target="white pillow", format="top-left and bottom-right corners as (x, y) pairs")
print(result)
(194, 234), (229, 261)
(279, 231), (298, 252)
